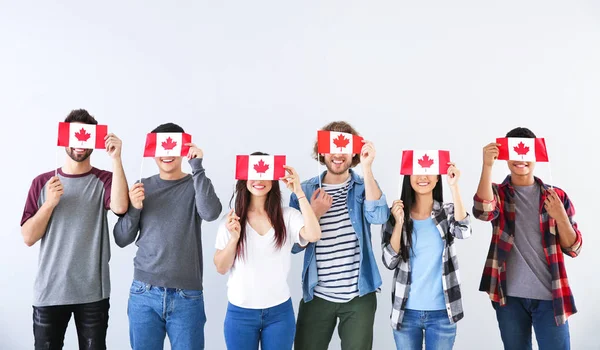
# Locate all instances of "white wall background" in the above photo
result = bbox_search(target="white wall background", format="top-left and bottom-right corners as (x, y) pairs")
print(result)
(1, 1), (598, 349)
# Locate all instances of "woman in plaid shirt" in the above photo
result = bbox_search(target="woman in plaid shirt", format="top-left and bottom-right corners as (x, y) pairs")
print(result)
(381, 162), (471, 350)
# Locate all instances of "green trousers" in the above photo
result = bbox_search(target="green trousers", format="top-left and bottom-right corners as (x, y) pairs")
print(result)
(294, 292), (377, 350)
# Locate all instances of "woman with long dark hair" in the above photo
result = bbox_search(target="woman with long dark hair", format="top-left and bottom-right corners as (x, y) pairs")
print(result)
(382, 163), (471, 350)
(213, 152), (321, 350)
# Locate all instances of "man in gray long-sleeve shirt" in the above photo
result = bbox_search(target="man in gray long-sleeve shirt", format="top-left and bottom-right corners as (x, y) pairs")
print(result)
(114, 122), (222, 350)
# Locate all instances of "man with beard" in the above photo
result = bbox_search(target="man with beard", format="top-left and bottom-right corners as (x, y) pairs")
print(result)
(290, 121), (390, 350)
(20, 109), (129, 350)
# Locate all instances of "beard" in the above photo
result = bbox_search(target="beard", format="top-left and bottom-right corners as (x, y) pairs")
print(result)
(66, 148), (93, 162)
(324, 158), (352, 175)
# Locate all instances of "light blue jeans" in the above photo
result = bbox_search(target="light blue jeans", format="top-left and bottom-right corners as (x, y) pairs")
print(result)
(127, 280), (206, 350)
(393, 309), (456, 350)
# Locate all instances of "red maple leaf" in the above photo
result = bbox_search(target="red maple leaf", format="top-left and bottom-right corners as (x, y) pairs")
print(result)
(417, 154), (434, 168)
(74, 128), (91, 142)
(332, 134), (350, 151)
(161, 137), (177, 150)
(253, 159), (270, 174)
(513, 142), (530, 156)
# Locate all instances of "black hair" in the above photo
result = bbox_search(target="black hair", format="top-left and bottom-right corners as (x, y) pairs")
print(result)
(392, 175), (443, 262)
(506, 127), (536, 138)
(228, 151), (286, 262)
(65, 109), (97, 124)
(151, 122), (184, 133)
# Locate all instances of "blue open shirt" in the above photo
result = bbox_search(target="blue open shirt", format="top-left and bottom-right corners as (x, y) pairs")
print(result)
(289, 169), (390, 302)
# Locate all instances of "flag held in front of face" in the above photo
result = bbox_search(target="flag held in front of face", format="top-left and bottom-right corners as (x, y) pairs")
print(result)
(496, 137), (549, 162)
(144, 132), (192, 157)
(317, 130), (363, 154)
(400, 150), (451, 175)
(57, 122), (108, 149)
(236, 155), (286, 180)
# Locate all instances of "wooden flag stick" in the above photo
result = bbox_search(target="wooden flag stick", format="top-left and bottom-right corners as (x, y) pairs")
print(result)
(55, 148), (59, 177)
(138, 158), (144, 184)
(317, 154), (322, 188)
(397, 175), (403, 200)
(545, 139), (554, 189)
(547, 162), (555, 189)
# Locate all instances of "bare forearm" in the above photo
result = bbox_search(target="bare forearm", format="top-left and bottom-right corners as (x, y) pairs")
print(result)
(110, 158), (129, 214)
(21, 203), (54, 246)
(556, 217), (577, 249)
(476, 165), (494, 201)
(214, 238), (239, 274)
(450, 185), (468, 221)
(363, 166), (382, 201)
(298, 196), (321, 242)
(390, 224), (402, 254)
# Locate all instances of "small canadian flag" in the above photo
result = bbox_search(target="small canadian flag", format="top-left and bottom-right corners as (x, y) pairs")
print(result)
(496, 137), (549, 162)
(144, 132), (192, 157)
(235, 155), (286, 180)
(400, 150), (451, 175)
(317, 130), (363, 154)
(57, 122), (108, 149)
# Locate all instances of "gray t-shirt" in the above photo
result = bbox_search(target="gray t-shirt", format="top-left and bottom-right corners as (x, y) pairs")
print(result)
(113, 158), (222, 290)
(21, 168), (113, 307)
(506, 184), (553, 300)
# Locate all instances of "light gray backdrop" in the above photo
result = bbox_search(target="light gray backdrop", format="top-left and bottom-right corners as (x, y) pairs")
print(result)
(1, 1), (598, 349)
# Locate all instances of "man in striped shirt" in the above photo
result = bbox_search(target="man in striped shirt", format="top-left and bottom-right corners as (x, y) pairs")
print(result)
(290, 121), (390, 350)
(313, 179), (360, 302)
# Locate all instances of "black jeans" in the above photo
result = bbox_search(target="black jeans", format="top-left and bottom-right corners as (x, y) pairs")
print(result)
(32, 298), (109, 350)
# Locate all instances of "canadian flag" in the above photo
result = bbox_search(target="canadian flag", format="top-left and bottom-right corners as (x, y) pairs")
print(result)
(144, 132), (192, 157)
(317, 130), (363, 154)
(57, 122), (107, 149)
(400, 150), (451, 175)
(496, 137), (549, 162)
(236, 155), (286, 180)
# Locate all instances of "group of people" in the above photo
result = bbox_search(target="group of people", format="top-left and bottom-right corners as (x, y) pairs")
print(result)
(20, 109), (582, 350)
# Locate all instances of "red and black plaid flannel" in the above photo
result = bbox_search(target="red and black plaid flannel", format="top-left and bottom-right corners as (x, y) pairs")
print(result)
(473, 176), (582, 325)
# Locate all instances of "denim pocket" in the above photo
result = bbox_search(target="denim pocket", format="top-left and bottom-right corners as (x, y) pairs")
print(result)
(179, 289), (204, 299)
(130, 280), (147, 295)
(354, 191), (365, 204)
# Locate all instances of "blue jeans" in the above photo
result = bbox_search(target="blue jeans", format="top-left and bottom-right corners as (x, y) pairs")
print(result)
(127, 280), (206, 350)
(393, 309), (456, 350)
(224, 298), (295, 350)
(493, 296), (570, 350)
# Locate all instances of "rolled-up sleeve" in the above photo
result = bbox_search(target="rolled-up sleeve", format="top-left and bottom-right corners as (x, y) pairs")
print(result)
(444, 203), (472, 239)
(472, 193), (499, 222)
(364, 193), (390, 225)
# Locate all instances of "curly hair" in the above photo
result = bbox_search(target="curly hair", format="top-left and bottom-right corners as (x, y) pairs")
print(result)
(312, 121), (361, 168)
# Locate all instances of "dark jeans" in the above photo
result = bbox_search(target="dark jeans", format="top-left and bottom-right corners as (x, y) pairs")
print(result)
(493, 296), (570, 350)
(32, 298), (109, 350)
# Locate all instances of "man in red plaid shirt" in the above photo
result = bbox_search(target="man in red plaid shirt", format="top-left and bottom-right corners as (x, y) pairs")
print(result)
(473, 127), (582, 350)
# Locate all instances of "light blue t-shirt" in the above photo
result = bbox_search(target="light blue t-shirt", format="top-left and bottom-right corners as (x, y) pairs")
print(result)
(405, 217), (446, 311)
